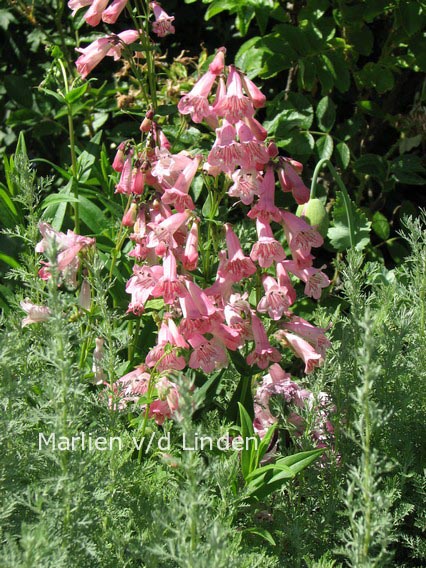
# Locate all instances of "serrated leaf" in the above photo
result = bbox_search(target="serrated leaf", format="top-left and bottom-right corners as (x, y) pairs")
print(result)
(328, 190), (371, 251)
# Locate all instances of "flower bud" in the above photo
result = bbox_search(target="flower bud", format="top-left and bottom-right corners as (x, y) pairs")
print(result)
(296, 198), (329, 237)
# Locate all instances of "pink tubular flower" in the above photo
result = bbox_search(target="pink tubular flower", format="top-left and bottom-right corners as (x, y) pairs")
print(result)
(20, 300), (51, 327)
(257, 268), (295, 321)
(236, 121), (270, 169)
(278, 330), (323, 374)
(247, 167), (282, 223)
(278, 158), (310, 205)
(207, 120), (241, 172)
(228, 169), (261, 205)
(240, 73), (266, 109)
(115, 152), (133, 194)
(151, 1), (175, 37)
(284, 261), (330, 300)
(282, 316), (331, 357)
(146, 319), (188, 372)
(151, 149), (193, 190)
(188, 333), (228, 373)
(125, 265), (163, 315)
(221, 223), (257, 282)
(213, 65), (254, 123)
(178, 71), (217, 123)
(75, 30), (140, 78)
(151, 251), (188, 305)
(182, 221), (199, 271)
(102, 0), (128, 23)
(281, 210), (323, 257)
(84, 0), (109, 26)
(246, 314), (281, 370)
(204, 251), (235, 305)
(161, 155), (200, 212)
(147, 210), (190, 255)
(250, 217), (286, 268)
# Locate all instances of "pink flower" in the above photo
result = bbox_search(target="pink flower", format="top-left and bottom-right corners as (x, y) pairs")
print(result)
(228, 169), (261, 205)
(207, 120), (241, 173)
(178, 70), (217, 123)
(151, 1), (175, 37)
(20, 300), (51, 327)
(102, 0), (128, 23)
(161, 155), (200, 212)
(147, 210), (190, 256)
(221, 224), (256, 282)
(204, 251), (235, 305)
(182, 221), (199, 271)
(240, 73), (266, 109)
(257, 270), (295, 321)
(125, 265), (163, 315)
(188, 333), (228, 373)
(282, 316), (331, 357)
(281, 211), (323, 256)
(151, 251), (188, 305)
(278, 158), (310, 205)
(115, 152), (133, 194)
(246, 314), (281, 370)
(250, 217), (286, 268)
(236, 121), (270, 169)
(146, 319), (188, 372)
(84, 0), (109, 26)
(213, 65), (254, 123)
(75, 30), (140, 78)
(278, 331), (323, 374)
(151, 149), (193, 189)
(247, 167), (282, 223)
(284, 261), (329, 300)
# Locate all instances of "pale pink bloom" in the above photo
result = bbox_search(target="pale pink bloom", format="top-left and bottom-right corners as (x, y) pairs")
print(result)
(112, 141), (129, 172)
(178, 71), (217, 123)
(20, 300), (51, 327)
(182, 221), (199, 271)
(151, 1), (175, 37)
(162, 155), (200, 212)
(246, 314), (281, 370)
(115, 152), (133, 194)
(152, 376), (180, 423)
(210, 321), (242, 351)
(221, 223), (256, 282)
(236, 121), (270, 169)
(278, 158), (310, 204)
(180, 280), (216, 319)
(151, 251), (188, 305)
(281, 211), (323, 255)
(207, 120), (240, 172)
(146, 319), (188, 371)
(147, 210), (190, 255)
(204, 251), (235, 305)
(213, 65), (254, 123)
(75, 30), (140, 78)
(126, 265), (163, 315)
(208, 47), (226, 75)
(282, 316), (331, 357)
(240, 73), (266, 108)
(68, 0), (92, 17)
(228, 169), (261, 205)
(243, 115), (268, 141)
(102, 0), (128, 23)
(278, 330), (323, 374)
(250, 217), (286, 268)
(84, 0), (109, 26)
(111, 366), (150, 409)
(131, 166), (145, 195)
(122, 202), (138, 227)
(36, 222), (95, 283)
(257, 271), (295, 321)
(188, 333), (228, 373)
(151, 149), (193, 189)
(247, 167), (282, 223)
(284, 261), (329, 300)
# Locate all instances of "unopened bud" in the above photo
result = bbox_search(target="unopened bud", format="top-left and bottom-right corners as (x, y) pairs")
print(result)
(296, 198), (329, 237)
(122, 202), (138, 227)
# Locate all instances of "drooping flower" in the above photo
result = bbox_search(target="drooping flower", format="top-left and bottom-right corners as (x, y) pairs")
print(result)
(221, 223), (257, 282)
(150, 1), (175, 37)
(247, 167), (282, 223)
(161, 155), (200, 212)
(213, 65), (254, 123)
(246, 313), (281, 370)
(250, 217), (286, 268)
(278, 157), (310, 205)
(151, 251), (188, 304)
(146, 319), (188, 371)
(20, 300), (51, 327)
(228, 169), (261, 205)
(277, 330), (323, 374)
(126, 265), (163, 315)
(284, 261), (330, 300)
(188, 333), (228, 373)
(281, 210), (323, 256)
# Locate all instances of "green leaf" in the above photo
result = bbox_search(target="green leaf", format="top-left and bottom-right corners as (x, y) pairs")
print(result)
(243, 527), (276, 546)
(354, 154), (388, 181)
(372, 211), (390, 240)
(65, 83), (89, 104)
(316, 96), (336, 132)
(0, 253), (20, 269)
(328, 190), (371, 251)
(316, 134), (334, 160)
(4, 75), (34, 108)
(78, 196), (109, 234)
(390, 155), (426, 185)
(238, 403), (258, 480)
(335, 142), (350, 169)
(205, 0), (240, 19)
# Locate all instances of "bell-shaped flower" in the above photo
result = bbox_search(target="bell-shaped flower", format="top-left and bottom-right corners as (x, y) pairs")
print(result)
(213, 65), (254, 123)
(250, 217), (286, 268)
(125, 264), (163, 315)
(221, 223), (257, 282)
(228, 168), (261, 205)
(278, 157), (310, 204)
(281, 210), (323, 256)
(247, 167), (282, 223)
(246, 314), (281, 370)
(151, 251), (188, 305)
(20, 300), (51, 327)
(150, 1), (175, 37)
(161, 155), (200, 212)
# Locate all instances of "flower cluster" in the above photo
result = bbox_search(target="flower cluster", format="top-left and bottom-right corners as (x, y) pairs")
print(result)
(108, 48), (332, 436)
